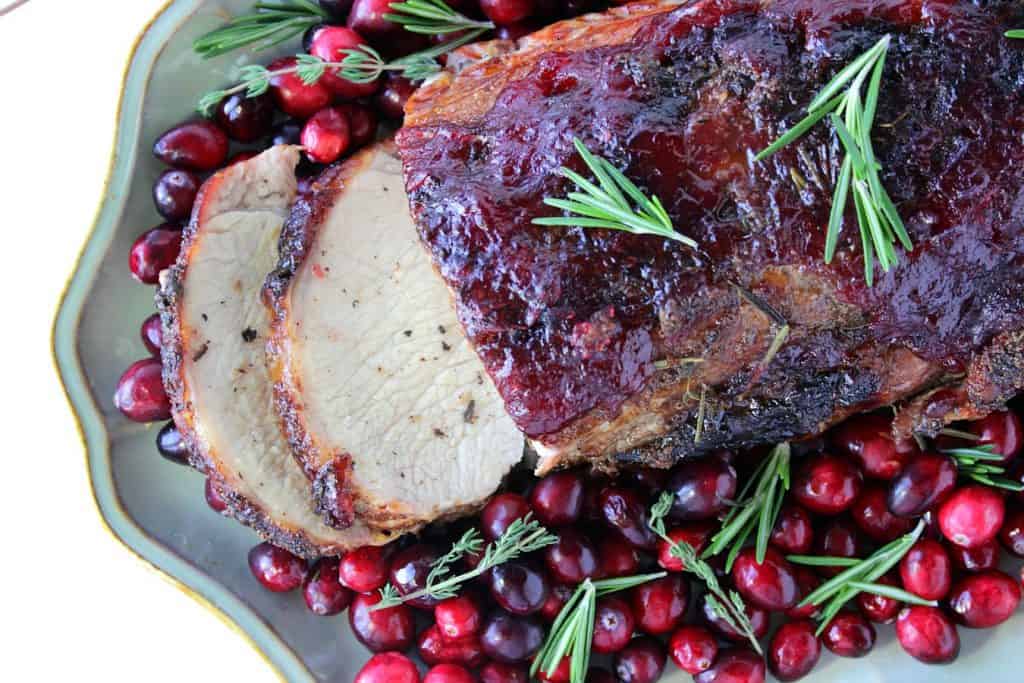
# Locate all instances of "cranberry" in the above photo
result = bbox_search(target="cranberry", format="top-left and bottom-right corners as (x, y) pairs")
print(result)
(598, 536), (640, 577)
(374, 75), (417, 120)
(347, 0), (397, 35)
(336, 102), (378, 149)
(851, 485), (915, 542)
(536, 656), (571, 683)
(479, 612), (544, 663)
(129, 225), (182, 284)
(666, 457), (738, 520)
(813, 518), (862, 577)
(657, 521), (715, 571)
(600, 487), (657, 550)
(831, 412), (916, 480)
(895, 606), (960, 664)
(669, 625), (718, 675)
(302, 557), (352, 615)
(540, 583), (573, 620)
(153, 120), (228, 170)
(247, 542), (306, 592)
(349, 591), (415, 652)
(543, 529), (598, 583)
(141, 313), (162, 356)
(770, 503), (814, 554)
(480, 662), (528, 683)
(308, 25), (381, 98)
(999, 505), (1024, 557)
(937, 485), (1005, 548)
(481, 493), (531, 541)
(494, 20), (539, 40)
(153, 169), (199, 222)
(614, 636), (666, 683)
(489, 560), (550, 615)
(418, 625), (486, 667)
(204, 478), (227, 512)
(856, 574), (902, 624)
(887, 452), (958, 517)
(424, 664), (473, 683)
(821, 611), (875, 658)
(114, 358), (171, 422)
(390, 544), (441, 608)
(592, 597), (635, 654)
(214, 93), (273, 143)
(355, 653), (420, 683)
(340, 545), (390, 593)
(768, 619), (820, 682)
(435, 595), (481, 642)
(530, 471), (584, 525)
(694, 648), (766, 683)
(480, 0), (535, 24)
(585, 669), (615, 683)
(948, 570), (1022, 628)
(786, 567), (821, 620)
(792, 454), (863, 515)
(899, 539), (952, 601)
(968, 410), (1023, 464)
(950, 539), (1000, 572)
(731, 547), (800, 611)
(301, 106), (351, 163)
(156, 421), (189, 465)
(631, 574), (689, 634)
(701, 593), (770, 642)
(267, 57), (332, 118)
(622, 466), (669, 492)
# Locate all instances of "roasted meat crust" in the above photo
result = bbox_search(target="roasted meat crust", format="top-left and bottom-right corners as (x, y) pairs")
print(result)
(398, 0), (1024, 472)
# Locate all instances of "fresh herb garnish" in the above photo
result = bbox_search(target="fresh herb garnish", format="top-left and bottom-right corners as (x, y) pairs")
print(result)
(649, 493), (763, 654)
(193, 1), (328, 59)
(1007, 29), (1024, 38)
(384, 0), (494, 35)
(534, 138), (698, 248)
(755, 35), (911, 286)
(703, 442), (791, 570)
(942, 444), (1024, 492)
(373, 514), (557, 609)
(788, 519), (926, 634)
(532, 572), (666, 683)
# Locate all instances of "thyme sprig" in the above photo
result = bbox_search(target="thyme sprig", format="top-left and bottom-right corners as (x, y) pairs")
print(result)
(384, 0), (494, 34)
(942, 444), (1024, 492)
(532, 573), (666, 683)
(534, 138), (698, 248)
(703, 443), (791, 570)
(193, 1), (328, 59)
(755, 35), (911, 286)
(374, 514), (557, 609)
(649, 493), (763, 654)
(788, 519), (926, 635)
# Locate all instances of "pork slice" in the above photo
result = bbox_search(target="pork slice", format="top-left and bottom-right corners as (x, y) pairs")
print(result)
(159, 146), (388, 557)
(265, 142), (524, 532)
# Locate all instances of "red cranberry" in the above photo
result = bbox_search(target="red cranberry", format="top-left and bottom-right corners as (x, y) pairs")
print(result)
(694, 648), (766, 683)
(336, 102), (378, 149)
(435, 595), (481, 642)
(614, 636), (666, 683)
(347, 0), (397, 35)
(899, 539), (952, 601)
(821, 611), (875, 658)
(669, 625), (718, 675)
(600, 487), (657, 550)
(204, 478), (227, 512)
(141, 313), (162, 356)
(481, 493), (531, 541)
(390, 544), (441, 608)
(301, 106), (351, 163)
(895, 605), (960, 664)
(355, 653), (420, 683)
(657, 521), (715, 571)
(598, 536), (640, 577)
(530, 471), (584, 525)
(851, 485), (914, 542)
(247, 542), (306, 592)
(948, 570), (1022, 628)
(856, 574), (902, 623)
(418, 625), (485, 667)
(666, 457), (738, 520)
(622, 466), (669, 492)
(937, 485), (1005, 548)
(768, 619), (821, 682)
(792, 454), (863, 515)
(701, 593), (770, 642)
(153, 169), (199, 222)
(308, 25), (381, 98)
(731, 547), (800, 611)
(536, 656), (571, 683)
(268, 57), (332, 118)
(968, 410), (1023, 464)
(494, 20), (539, 40)
(770, 503), (814, 554)
(786, 567), (821, 620)
(540, 583), (573, 620)
(813, 518), (862, 577)
(479, 612), (544, 663)
(129, 225), (182, 284)
(999, 505), (1024, 557)
(489, 560), (550, 615)
(887, 452), (958, 517)
(631, 574), (689, 635)
(831, 413), (916, 480)
(302, 557), (352, 615)
(544, 529), (598, 583)
(592, 597), (635, 654)
(153, 120), (228, 170)
(340, 545), (390, 593)
(374, 75), (417, 120)
(480, 662), (528, 683)
(215, 91), (274, 143)
(424, 664), (473, 683)
(114, 358), (171, 422)
(480, 0), (535, 24)
(156, 421), (189, 465)
(950, 539), (1000, 572)
(349, 591), (415, 652)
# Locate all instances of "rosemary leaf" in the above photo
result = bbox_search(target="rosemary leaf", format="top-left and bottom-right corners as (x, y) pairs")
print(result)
(1007, 29), (1024, 38)
(786, 555), (862, 568)
(193, 1), (328, 59)
(846, 581), (937, 607)
(384, 0), (494, 35)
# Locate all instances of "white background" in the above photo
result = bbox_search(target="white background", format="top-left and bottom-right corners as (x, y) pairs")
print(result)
(0, 1), (275, 680)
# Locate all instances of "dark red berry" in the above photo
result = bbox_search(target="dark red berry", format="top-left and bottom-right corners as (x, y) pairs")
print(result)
(584, 668), (615, 683)
(340, 545), (390, 593)
(694, 648), (766, 683)
(769, 619), (821, 682)
(831, 412), (915, 480)
(900, 539), (952, 601)
(480, 0), (536, 25)
(851, 485), (914, 542)
(770, 503), (814, 554)
(666, 457), (738, 520)
(424, 664), (473, 683)
(390, 543), (442, 608)
(489, 560), (550, 615)
(156, 421), (189, 465)
(479, 612), (544, 663)
(355, 653), (420, 683)
(631, 574), (689, 635)
(494, 20), (539, 40)
(998, 505), (1024, 557)
(153, 120), (228, 170)
(887, 452), (958, 518)
(205, 478), (228, 512)
(949, 539), (1000, 572)
(480, 662), (528, 683)
(856, 574), (902, 624)
(896, 606), (960, 664)
(114, 358), (171, 422)
(347, 0), (398, 35)
(349, 591), (415, 652)
(540, 583), (573, 621)
(374, 75), (417, 120)
(308, 25), (381, 98)
(669, 625), (718, 675)
(336, 103), (378, 149)
(968, 410), (1023, 464)
(435, 595), (481, 642)
(544, 529), (598, 583)
(216, 92), (274, 142)
(129, 225), (182, 284)
(937, 485), (1005, 548)
(821, 611), (875, 658)
(592, 597), (635, 654)
(701, 593), (769, 642)
(247, 542), (307, 592)
(481, 493), (531, 541)
(600, 487), (657, 550)
(598, 536), (640, 577)
(530, 471), (584, 525)
(141, 313), (162, 356)
(948, 570), (1022, 628)
(786, 567), (821, 620)
(301, 106), (351, 163)
(302, 557), (352, 615)
(813, 518), (862, 577)
(614, 636), (666, 683)
(657, 521), (715, 571)
(731, 547), (800, 611)
(536, 656), (571, 683)
(153, 169), (199, 222)
(268, 57), (332, 118)
(793, 454), (863, 515)
(418, 625), (485, 667)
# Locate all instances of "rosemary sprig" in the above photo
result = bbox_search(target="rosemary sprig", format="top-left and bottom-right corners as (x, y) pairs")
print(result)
(374, 514), (557, 609)
(649, 493), (763, 654)
(788, 519), (925, 635)
(534, 138), (698, 248)
(532, 573), (666, 683)
(942, 444), (1024, 492)
(755, 35), (911, 286)
(703, 443), (791, 569)
(193, 1), (328, 59)
(1007, 29), (1024, 38)
(384, 0), (494, 34)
